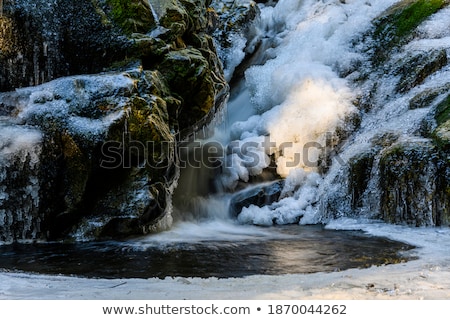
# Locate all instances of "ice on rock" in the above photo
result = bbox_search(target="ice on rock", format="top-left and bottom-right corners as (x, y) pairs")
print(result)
(219, 0), (450, 226)
(0, 71), (134, 242)
(0, 123), (43, 242)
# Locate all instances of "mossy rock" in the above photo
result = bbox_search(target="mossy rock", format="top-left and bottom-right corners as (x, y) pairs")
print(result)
(154, 0), (189, 41)
(106, 0), (157, 34)
(379, 141), (445, 226)
(434, 94), (450, 126)
(395, 49), (447, 93)
(371, 0), (448, 64)
(434, 120), (450, 147)
(159, 48), (216, 128)
(409, 85), (450, 110)
(430, 94), (450, 148)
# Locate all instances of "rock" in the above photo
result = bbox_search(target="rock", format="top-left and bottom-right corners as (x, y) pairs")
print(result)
(0, 124), (42, 242)
(370, 0), (447, 64)
(210, 0), (261, 81)
(348, 151), (377, 209)
(409, 85), (450, 110)
(379, 140), (450, 226)
(395, 49), (448, 94)
(0, 70), (184, 241)
(229, 180), (284, 217)
(106, 0), (157, 34)
(0, 0), (132, 91)
(0, 0), (229, 242)
(158, 48), (216, 129)
(431, 94), (450, 148)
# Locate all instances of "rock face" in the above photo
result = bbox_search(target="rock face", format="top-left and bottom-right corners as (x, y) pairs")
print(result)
(379, 141), (449, 226)
(0, 0), (131, 91)
(322, 0), (450, 227)
(0, 0), (227, 242)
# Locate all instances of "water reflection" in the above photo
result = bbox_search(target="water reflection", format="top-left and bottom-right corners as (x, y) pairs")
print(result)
(0, 225), (416, 279)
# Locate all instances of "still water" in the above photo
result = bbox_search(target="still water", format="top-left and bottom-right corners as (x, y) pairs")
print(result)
(0, 224), (415, 279)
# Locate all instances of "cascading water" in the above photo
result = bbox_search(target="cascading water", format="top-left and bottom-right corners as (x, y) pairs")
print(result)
(0, 122), (42, 242)
(167, 0), (393, 235)
(193, 0), (450, 229)
(1, 0), (449, 279)
(146, 0), (450, 239)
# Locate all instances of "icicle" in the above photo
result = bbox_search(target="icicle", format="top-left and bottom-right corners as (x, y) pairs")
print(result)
(148, 1), (160, 25)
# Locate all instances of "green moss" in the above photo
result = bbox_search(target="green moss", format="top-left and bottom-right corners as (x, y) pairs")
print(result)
(374, 0), (446, 39)
(434, 94), (450, 126)
(106, 0), (156, 34)
(394, 0), (446, 38)
(372, 0), (447, 63)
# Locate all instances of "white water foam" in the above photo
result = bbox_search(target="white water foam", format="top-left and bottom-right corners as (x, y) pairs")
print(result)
(216, 0), (450, 226)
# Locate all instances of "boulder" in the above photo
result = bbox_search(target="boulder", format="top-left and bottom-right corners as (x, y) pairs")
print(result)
(0, 0), (228, 242)
(229, 180), (284, 217)
(379, 140), (450, 226)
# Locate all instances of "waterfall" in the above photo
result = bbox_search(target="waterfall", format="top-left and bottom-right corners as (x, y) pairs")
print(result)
(0, 122), (42, 243)
(0, 0), (449, 244)
(194, 0), (450, 227)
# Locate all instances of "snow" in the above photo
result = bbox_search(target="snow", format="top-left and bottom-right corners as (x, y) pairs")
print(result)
(217, 0), (399, 189)
(15, 73), (134, 140)
(0, 124), (42, 158)
(2, 0), (450, 300)
(1, 220), (450, 299)
(218, 0), (450, 226)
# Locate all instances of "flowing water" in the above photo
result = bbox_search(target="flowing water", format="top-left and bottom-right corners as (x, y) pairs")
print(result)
(1, 0), (449, 278)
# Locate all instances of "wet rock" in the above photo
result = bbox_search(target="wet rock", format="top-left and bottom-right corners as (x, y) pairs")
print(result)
(0, 0), (132, 91)
(0, 0), (228, 242)
(431, 94), (450, 148)
(0, 67), (206, 241)
(370, 0), (447, 64)
(348, 150), (377, 210)
(395, 49), (448, 93)
(158, 48), (216, 129)
(0, 125), (42, 242)
(210, 0), (261, 81)
(229, 180), (284, 217)
(106, 0), (157, 34)
(409, 85), (450, 110)
(379, 140), (450, 226)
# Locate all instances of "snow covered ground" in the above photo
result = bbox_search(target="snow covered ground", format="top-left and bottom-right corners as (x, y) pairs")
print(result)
(1, 220), (449, 300)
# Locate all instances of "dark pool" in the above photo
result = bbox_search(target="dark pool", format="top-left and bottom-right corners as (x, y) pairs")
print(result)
(0, 225), (416, 279)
